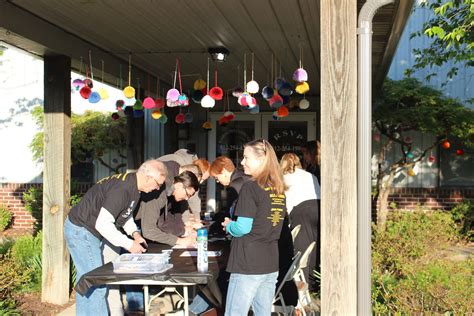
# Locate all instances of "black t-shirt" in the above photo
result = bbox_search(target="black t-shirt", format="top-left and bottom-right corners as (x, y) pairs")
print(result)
(226, 180), (286, 274)
(68, 172), (140, 239)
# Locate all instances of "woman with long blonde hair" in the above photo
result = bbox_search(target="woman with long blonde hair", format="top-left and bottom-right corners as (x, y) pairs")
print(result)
(222, 139), (287, 316)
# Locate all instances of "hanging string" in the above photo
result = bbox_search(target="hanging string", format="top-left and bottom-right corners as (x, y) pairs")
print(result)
(243, 53), (247, 87)
(85, 64), (90, 79)
(177, 58), (183, 93)
(88, 50), (94, 80)
(119, 64), (123, 89)
(136, 77), (141, 99)
(79, 57), (84, 77)
(173, 60), (178, 89)
(270, 52), (273, 85)
(237, 65), (240, 86)
(251, 52), (254, 81)
(299, 44), (303, 68)
(214, 69), (218, 87)
(147, 73), (150, 96)
(156, 74), (160, 98)
(101, 60), (105, 84)
(226, 91), (230, 111)
(279, 58), (282, 78)
(206, 57), (210, 94)
(128, 53), (132, 86)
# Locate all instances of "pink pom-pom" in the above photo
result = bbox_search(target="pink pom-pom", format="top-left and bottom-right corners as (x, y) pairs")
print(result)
(293, 68), (308, 82)
(143, 97), (156, 109)
(166, 88), (180, 101)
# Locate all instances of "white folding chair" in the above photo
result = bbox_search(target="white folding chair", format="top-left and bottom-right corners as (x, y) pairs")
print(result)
(272, 251), (302, 315)
(291, 224), (301, 242)
(294, 241), (316, 312)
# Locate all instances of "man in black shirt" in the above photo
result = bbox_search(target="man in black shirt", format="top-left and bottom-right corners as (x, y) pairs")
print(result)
(64, 159), (167, 316)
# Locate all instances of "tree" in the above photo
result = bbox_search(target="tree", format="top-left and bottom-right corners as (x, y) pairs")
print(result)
(30, 107), (127, 174)
(373, 78), (474, 229)
(406, 0), (473, 84)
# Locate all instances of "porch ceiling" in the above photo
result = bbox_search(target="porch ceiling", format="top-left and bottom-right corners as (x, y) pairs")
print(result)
(6, 0), (413, 94)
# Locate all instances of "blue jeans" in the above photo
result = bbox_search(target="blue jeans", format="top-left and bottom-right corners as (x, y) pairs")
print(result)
(125, 286), (144, 311)
(225, 272), (278, 316)
(64, 218), (108, 316)
(189, 293), (212, 314)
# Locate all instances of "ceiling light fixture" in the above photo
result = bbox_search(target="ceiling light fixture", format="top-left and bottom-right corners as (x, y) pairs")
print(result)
(208, 47), (229, 62)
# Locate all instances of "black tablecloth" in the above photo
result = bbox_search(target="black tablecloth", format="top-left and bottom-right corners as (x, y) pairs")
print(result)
(76, 241), (229, 307)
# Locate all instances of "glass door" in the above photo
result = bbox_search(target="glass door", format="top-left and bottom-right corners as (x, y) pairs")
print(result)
(207, 113), (261, 213)
(262, 112), (317, 159)
(206, 112), (316, 214)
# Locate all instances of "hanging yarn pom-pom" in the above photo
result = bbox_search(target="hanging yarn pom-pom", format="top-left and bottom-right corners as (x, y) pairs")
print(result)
(151, 110), (162, 120)
(84, 78), (94, 89)
(184, 112), (193, 123)
(72, 79), (84, 90)
(201, 95), (215, 108)
(295, 82), (310, 94)
(133, 109), (144, 118)
(442, 140), (451, 149)
(269, 94), (283, 108)
(272, 111), (281, 121)
(88, 91), (101, 103)
(293, 68), (308, 82)
(261, 86), (274, 100)
(456, 149), (465, 156)
(210, 87), (224, 100)
(192, 90), (204, 103)
(166, 99), (178, 107)
(175, 112), (185, 124)
(277, 105), (289, 117)
(246, 80), (259, 94)
(124, 97), (136, 106)
(193, 79), (206, 90)
(79, 86), (92, 99)
(279, 82), (293, 96)
(143, 97), (156, 109)
(166, 88), (180, 102)
(155, 98), (165, 109)
(178, 94), (189, 106)
(123, 86), (135, 98)
(232, 87), (244, 98)
(133, 100), (144, 110)
(274, 78), (285, 90)
(111, 112), (120, 120)
(299, 98), (310, 110)
(98, 88), (109, 100)
(238, 93), (252, 106)
(158, 113), (168, 124)
(202, 120), (212, 130)
(250, 104), (260, 114)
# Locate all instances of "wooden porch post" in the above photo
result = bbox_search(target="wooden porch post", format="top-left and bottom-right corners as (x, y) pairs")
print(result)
(320, 1), (358, 314)
(42, 55), (71, 304)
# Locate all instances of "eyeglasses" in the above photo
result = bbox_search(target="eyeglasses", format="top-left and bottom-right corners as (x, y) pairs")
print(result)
(183, 185), (195, 200)
(149, 175), (161, 188)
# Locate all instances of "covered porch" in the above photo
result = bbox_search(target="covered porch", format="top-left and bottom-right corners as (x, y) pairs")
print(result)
(0, 0), (413, 313)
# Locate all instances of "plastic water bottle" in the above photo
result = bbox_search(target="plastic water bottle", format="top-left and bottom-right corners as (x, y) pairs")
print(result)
(197, 228), (208, 272)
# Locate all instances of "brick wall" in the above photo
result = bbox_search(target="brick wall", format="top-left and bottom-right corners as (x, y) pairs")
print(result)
(374, 187), (474, 213)
(1, 183), (473, 230)
(0, 183), (40, 229)
(0, 183), (92, 230)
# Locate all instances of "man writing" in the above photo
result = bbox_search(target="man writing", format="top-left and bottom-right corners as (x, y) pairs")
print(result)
(64, 159), (167, 316)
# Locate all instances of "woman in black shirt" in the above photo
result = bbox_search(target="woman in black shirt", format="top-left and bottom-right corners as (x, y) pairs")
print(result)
(222, 139), (286, 316)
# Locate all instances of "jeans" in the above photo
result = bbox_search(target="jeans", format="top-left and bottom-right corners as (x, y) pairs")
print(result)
(64, 217), (108, 316)
(125, 286), (144, 311)
(225, 271), (278, 316)
(189, 293), (212, 314)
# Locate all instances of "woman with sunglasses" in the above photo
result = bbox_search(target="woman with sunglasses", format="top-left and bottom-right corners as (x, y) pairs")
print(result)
(222, 139), (287, 316)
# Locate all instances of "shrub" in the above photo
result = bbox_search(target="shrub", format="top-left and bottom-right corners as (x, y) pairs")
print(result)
(0, 254), (31, 314)
(23, 186), (42, 232)
(10, 232), (42, 291)
(0, 238), (14, 256)
(0, 204), (12, 232)
(372, 209), (471, 314)
(450, 200), (474, 241)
